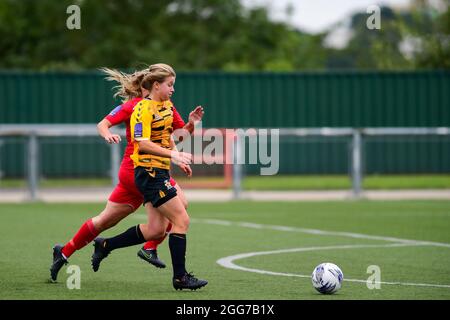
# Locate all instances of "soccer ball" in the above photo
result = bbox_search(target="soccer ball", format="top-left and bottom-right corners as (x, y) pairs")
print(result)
(311, 263), (344, 294)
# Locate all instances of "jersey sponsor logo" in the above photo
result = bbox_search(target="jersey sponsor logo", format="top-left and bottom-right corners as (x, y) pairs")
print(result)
(109, 105), (123, 116)
(134, 122), (143, 138)
(164, 179), (173, 190)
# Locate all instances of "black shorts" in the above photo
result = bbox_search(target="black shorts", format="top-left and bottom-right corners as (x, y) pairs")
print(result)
(134, 166), (177, 208)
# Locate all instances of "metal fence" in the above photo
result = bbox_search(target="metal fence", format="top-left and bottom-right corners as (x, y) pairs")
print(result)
(231, 127), (450, 198)
(0, 124), (122, 200)
(0, 125), (449, 201)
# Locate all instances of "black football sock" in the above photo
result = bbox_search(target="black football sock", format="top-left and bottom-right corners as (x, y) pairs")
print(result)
(104, 225), (145, 251)
(169, 233), (187, 279)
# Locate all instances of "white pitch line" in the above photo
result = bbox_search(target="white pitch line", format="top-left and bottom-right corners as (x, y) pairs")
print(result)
(132, 215), (450, 288)
(216, 243), (450, 289)
(133, 215), (450, 247)
(190, 218), (450, 248)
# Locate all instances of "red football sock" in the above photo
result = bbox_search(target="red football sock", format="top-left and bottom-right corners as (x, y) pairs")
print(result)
(143, 223), (173, 250)
(61, 218), (99, 258)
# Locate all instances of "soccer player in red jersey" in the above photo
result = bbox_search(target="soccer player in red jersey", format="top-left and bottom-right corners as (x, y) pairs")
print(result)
(49, 67), (203, 282)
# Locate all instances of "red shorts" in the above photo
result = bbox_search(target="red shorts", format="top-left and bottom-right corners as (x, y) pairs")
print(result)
(109, 167), (177, 210)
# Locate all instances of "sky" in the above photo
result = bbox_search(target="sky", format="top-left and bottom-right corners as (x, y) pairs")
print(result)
(241, 0), (412, 33)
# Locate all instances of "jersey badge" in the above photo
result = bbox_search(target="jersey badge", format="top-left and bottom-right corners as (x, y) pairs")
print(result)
(109, 105), (123, 116)
(134, 123), (143, 138)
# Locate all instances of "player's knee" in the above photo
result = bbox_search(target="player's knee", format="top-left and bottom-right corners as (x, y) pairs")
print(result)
(179, 214), (190, 232)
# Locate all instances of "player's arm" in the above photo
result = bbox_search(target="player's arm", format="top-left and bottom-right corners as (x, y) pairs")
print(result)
(98, 103), (132, 144)
(137, 140), (192, 166)
(131, 104), (192, 165)
(169, 136), (192, 177)
(97, 118), (121, 144)
(173, 105), (204, 142)
(182, 106), (204, 134)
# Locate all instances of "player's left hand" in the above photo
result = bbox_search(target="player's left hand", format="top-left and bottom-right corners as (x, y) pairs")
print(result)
(178, 163), (192, 177)
(188, 106), (204, 126)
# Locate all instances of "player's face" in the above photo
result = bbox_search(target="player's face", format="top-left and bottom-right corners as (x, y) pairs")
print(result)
(158, 76), (175, 101)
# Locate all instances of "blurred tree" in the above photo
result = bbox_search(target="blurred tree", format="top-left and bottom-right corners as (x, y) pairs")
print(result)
(0, 0), (321, 71)
(0, 0), (447, 71)
(325, 3), (449, 70)
(327, 6), (413, 70)
(402, 0), (450, 69)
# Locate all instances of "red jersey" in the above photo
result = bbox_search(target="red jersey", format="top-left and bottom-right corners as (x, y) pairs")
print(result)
(105, 97), (186, 170)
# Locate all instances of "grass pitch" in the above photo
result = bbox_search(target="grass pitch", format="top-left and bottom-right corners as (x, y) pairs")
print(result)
(0, 200), (449, 300)
(2, 174), (450, 190)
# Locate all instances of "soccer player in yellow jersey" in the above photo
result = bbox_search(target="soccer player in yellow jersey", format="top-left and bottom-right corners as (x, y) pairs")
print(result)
(91, 64), (208, 291)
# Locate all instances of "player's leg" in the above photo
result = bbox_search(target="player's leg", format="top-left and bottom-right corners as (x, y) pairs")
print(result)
(50, 201), (134, 282)
(92, 201), (136, 231)
(155, 196), (207, 290)
(64, 201), (135, 257)
(91, 204), (167, 272)
(139, 179), (186, 267)
(174, 182), (188, 209)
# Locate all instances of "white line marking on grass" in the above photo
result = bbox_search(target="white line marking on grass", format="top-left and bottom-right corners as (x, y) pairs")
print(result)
(216, 243), (450, 289)
(190, 218), (450, 248)
(133, 215), (450, 247)
(133, 215), (450, 288)
(132, 214), (450, 248)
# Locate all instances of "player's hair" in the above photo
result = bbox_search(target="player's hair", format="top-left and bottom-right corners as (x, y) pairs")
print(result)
(100, 67), (148, 100)
(141, 63), (176, 92)
(100, 63), (175, 101)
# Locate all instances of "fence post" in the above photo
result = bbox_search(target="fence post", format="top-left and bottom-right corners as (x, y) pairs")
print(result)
(27, 133), (39, 201)
(0, 138), (3, 181)
(110, 143), (120, 186)
(351, 129), (363, 198)
(232, 132), (243, 200)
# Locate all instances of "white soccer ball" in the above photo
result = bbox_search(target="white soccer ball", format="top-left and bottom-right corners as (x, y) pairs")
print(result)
(311, 263), (344, 294)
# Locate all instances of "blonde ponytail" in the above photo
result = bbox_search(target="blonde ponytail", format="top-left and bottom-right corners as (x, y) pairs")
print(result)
(100, 67), (147, 101)
(100, 63), (176, 101)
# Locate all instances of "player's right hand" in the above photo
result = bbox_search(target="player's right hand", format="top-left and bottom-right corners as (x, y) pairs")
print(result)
(171, 151), (192, 166)
(104, 134), (121, 144)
